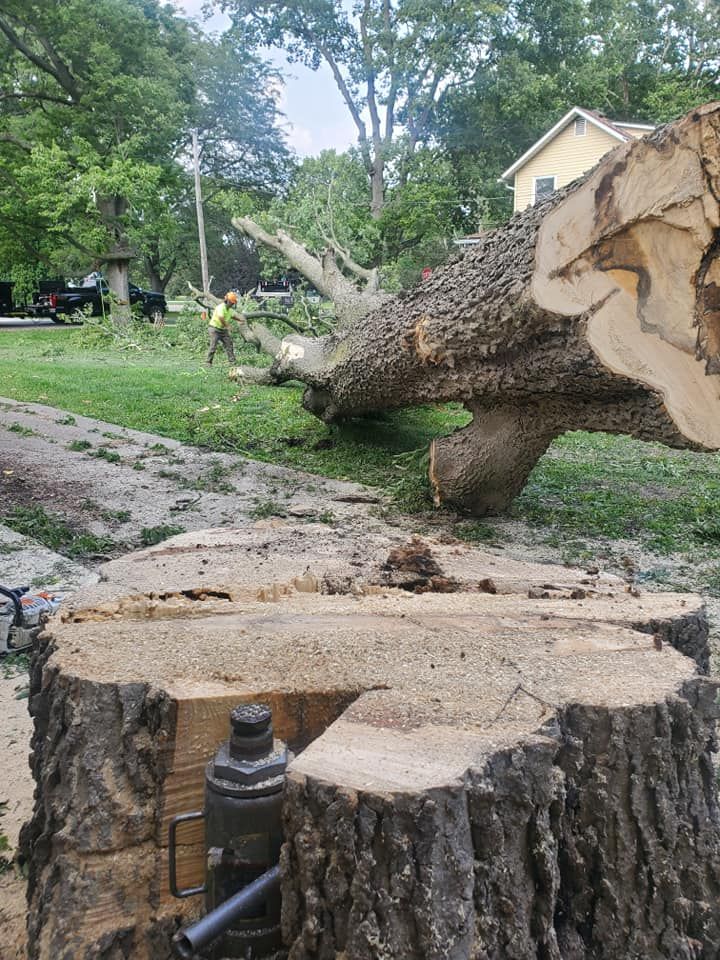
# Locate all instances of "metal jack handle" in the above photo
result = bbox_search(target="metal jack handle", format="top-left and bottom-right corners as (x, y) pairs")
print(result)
(173, 865), (281, 960)
(168, 811), (207, 899)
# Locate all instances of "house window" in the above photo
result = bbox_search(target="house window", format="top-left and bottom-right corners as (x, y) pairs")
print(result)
(574, 116), (587, 136)
(533, 176), (556, 203)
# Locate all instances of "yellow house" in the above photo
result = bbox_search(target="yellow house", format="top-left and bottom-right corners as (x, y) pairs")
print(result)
(500, 107), (654, 212)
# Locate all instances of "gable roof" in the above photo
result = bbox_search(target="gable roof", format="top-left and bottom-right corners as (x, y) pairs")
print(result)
(500, 106), (655, 182)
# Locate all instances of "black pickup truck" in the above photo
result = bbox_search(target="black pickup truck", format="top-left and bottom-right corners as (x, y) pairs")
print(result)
(32, 276), (166, 323)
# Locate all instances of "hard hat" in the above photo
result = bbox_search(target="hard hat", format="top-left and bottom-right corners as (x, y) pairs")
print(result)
(225, 291), (238, 304)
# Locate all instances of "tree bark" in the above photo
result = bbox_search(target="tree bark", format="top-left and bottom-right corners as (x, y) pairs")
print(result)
(103, 256), (131, 322)
(20, 526), (720, 960)
(232, 216), (391, 325)
(97, 196), (133, 322)
(233, 102), (720, 515)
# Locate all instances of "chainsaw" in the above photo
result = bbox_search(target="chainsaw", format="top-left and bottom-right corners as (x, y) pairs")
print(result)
(0, 586), (62, 655)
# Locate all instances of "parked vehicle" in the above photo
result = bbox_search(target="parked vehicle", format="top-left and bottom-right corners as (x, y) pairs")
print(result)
(251, 277), (294, 309)
(0, 281), (14, 315)
(32, 274), (167, 324)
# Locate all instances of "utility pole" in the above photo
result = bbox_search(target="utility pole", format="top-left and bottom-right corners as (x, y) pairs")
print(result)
(192, 129), (210, 295)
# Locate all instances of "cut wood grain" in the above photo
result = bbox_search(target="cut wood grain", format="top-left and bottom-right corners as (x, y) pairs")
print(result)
(21, 527), (720, 959)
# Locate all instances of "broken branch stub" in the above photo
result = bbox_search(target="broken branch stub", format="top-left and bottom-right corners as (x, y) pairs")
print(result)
(21, 526), (720, 959)
(228, 103), (720, 515)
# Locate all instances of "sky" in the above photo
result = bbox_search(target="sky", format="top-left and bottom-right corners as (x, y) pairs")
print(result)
(171, 0), (358, 157)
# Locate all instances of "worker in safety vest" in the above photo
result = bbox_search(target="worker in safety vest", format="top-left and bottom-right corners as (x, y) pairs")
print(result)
(206, 291), (241, 366)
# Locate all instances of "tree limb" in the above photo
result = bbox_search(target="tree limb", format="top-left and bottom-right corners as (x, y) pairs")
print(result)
(160, 258), (177, 292)
(0, 12), (79, 100)
(321, 191), (380, 290)
(0, 90), (73, 105)
(231, 215), (390, 325)
(314, 36), (368, 149)
(0, 132), (31, 150)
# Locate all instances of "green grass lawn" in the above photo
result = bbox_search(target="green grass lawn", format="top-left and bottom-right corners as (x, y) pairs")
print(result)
(0, 327), (468, 507)
(2, 326), (720, 589)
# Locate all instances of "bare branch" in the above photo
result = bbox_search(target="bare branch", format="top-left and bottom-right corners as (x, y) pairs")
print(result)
(232, 217), (391, 325)
(359, 0), (382, 153)
(0, 12), (79, 100)
(312, 34), (371, 171)
(0, 90), (73, 105)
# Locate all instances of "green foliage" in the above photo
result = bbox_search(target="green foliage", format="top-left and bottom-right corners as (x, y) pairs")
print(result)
(260, 146), (473, 288)
(73, 311), (172, 352)
(454, 520), (507, 546)
(263, 151), (382, 269)
(140, 524), (185, 546)
(7, 423), (35, 437)
(0, 263), (46, 306)
(91, 448), (121, 464)
(0, 505), (115, 558)
(0, 0), (289, 296)
(249, 500), (287, 519)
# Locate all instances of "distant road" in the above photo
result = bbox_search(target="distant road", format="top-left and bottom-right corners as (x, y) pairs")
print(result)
(0, 317), (79, 330)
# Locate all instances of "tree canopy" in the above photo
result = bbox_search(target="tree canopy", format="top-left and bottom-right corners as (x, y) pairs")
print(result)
(0, 0), (289, 305)
(222, 0), (498, 218)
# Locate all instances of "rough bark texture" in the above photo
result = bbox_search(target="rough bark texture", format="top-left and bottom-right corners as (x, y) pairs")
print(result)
(236, 103), (720, 515)
(20, 526), (720, 960)
(282, 684), (720, 960)
(231, 216), (390, 325)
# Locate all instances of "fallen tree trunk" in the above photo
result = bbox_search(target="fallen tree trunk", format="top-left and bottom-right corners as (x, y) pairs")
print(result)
(228, 103), (720, 515)
(21, 526), (720, 959)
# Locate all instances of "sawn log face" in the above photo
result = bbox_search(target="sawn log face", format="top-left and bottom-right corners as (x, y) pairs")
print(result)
(19, 527), (720, 959)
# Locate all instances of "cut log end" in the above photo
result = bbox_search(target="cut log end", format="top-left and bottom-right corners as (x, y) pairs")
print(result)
(21, 526), (720, 959)
(533, 103), (720, 450)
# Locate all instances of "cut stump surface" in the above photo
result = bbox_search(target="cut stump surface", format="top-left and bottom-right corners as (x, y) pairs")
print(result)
(23, 526), (720, 959)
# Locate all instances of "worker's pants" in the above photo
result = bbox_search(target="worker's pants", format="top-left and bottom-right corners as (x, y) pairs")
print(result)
(206, 327), (236, 365)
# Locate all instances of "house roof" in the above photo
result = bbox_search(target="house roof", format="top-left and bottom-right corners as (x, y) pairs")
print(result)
(500, 106), (655, 182)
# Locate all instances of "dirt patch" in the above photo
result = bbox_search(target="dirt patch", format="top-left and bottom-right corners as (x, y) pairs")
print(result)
(0, 396), (392, 553)
(0, 670), (34, 959)
(0, 869), (26, 960)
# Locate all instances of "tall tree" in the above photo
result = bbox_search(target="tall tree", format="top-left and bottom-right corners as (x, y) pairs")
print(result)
(0, 0), (291, 309)
(223, 0), (496, 305)
(0, 0), (197, 311)
(222, 0), (497, 218)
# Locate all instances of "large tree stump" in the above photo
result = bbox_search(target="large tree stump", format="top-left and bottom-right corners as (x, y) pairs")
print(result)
(22, 526), (720, 959)
(229, 102), (720, 515)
